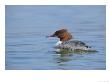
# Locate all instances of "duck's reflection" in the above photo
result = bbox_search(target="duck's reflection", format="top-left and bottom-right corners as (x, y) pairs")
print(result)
(56, 54), (72, 63)
(53, 53), (72, 70)
(53, 49), (97, 63)
(53, 50), (73, 64)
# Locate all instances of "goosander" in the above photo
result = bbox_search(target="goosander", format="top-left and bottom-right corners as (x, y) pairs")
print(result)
(48, 29), (96, 52)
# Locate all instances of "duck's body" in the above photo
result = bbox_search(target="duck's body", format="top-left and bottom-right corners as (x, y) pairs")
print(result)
(48, 29), (96, 52)
(55, 40), (94, 51)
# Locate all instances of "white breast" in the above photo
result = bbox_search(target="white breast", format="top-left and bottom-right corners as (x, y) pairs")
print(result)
(55, 41), (62, 46)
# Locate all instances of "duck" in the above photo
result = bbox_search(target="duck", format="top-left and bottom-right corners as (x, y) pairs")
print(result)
(47, 29), (96, 52)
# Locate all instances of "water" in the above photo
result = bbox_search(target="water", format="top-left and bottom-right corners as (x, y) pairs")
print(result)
(5, 5), (106, 70)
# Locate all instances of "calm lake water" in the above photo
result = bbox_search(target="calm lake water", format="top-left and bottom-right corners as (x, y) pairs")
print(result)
(5, 5), (106, 70)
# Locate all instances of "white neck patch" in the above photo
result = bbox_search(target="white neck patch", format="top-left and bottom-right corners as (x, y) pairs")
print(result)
(55, 41), (62, 46)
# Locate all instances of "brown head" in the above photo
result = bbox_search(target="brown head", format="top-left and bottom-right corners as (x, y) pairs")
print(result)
(48, 29), (73, 42)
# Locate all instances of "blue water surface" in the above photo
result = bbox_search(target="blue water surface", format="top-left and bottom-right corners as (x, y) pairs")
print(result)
(5, 5), (106, 70)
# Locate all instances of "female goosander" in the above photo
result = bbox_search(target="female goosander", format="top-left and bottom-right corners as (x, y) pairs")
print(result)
(48, 29), (96, 51)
